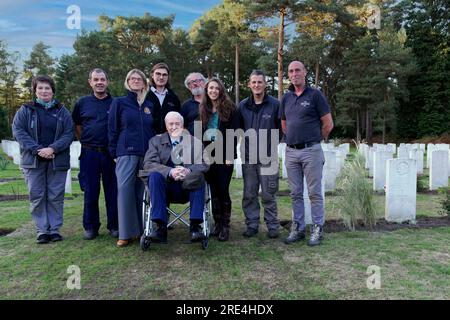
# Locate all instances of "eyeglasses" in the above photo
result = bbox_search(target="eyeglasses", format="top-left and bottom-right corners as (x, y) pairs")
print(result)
(129, 77), (143, 82)
(155, 72), (169, 78)
(188, 79), (204, 85)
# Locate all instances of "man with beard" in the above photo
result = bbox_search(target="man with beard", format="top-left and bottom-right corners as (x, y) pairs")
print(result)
(180, 72), (207, 136)
(72, 68), (119, 240)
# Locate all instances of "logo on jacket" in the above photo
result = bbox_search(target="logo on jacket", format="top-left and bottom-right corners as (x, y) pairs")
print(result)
(144, 107), (151, 114)
(262, 114), (272, 120)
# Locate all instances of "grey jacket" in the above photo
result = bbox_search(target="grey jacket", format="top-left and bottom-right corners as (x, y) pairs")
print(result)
(142, 132), (209, 179)
(12, 101), (74, 170)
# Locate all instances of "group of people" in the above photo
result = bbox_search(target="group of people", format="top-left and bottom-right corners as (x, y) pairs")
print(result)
(12, 60), (333, 248)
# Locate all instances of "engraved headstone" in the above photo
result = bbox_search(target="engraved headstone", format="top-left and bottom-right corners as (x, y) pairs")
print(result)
(385, 159), (416, 222)
(373, 151), (393, 191)
(429, 150), (449, 190)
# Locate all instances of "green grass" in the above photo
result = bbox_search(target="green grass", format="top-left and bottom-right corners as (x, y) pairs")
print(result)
(0, 153), (449, 300)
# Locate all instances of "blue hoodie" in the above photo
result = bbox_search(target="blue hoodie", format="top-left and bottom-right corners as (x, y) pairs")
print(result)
(108, 91), (155, 158)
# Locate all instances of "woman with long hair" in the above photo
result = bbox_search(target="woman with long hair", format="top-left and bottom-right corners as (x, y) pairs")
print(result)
(200, 77), (238, 241)
(108, 69), (155, 247)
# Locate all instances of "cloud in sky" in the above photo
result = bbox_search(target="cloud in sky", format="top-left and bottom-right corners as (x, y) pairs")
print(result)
(0, 0), (220, 60)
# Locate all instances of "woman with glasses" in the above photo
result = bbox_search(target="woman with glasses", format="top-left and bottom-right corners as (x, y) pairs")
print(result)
(146, 62), (181, 134)
(108, 69), (155, 247)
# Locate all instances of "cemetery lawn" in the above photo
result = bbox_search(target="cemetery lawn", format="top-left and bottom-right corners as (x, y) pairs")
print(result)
(0, 167), (449, 299)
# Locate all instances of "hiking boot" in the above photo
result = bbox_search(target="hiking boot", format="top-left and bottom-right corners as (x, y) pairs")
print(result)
(242, 228), (258, 238)
(109, 229), (119, 238)
(49, 233), (63, 242)
(284, 222), (305, 244)
(36, 234), (50, 244)
(307, 224), (324, 246)
(84, 230), (99, 240)
(267, 229), (280, 239)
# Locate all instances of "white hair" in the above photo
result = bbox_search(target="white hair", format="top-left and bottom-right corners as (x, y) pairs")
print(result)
(165, 111), (184, 125)
(184, 72), (206, 89)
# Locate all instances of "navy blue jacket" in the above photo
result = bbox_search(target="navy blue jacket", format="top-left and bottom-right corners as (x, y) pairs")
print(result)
(108, 91), (155, 158)
(72, 94), (113, 147)
(145, 88), (180, 134)
(180, 97), (200, 135)
(12, 101), (74, 170)
(237, 94), (282, 162)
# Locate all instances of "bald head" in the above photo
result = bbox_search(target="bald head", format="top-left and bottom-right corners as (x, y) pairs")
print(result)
(288, 60), (307, 89)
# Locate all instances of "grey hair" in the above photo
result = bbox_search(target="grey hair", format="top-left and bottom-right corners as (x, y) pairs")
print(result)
(184, 72), (206, 89)
(165, 111), (184, 125)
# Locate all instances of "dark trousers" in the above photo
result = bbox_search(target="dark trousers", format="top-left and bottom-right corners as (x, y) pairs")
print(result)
(148, 172), (205, 224)
(205, 163), (233, 204)
(79, 147), (118, 232)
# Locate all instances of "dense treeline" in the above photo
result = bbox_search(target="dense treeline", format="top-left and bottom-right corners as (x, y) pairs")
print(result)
(0, 0), (448, 142)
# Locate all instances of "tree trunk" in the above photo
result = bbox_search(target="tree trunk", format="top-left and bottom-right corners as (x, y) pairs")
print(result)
(356, 110), (361, 142)
(235, 43), (240, 106)
(315, 62), (319, 87)
(277, 9), (285, 101)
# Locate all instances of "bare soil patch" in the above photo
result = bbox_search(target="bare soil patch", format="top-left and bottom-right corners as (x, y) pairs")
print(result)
(280, 216), (450, 233)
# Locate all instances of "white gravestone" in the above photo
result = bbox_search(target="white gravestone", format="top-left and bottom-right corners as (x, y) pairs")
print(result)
(429, 150), (449, 190)
(368, 147), (375, 177)
(409, 149), (424, 175)
(70, 142), (81, 169)
(323, 150), (337, 192)
(65, 169), (72, 194)
(373, 151), (393, 191)
(397, 146), (409, 159)
(303, 171), (326, 225)
(385, 159), (416, 223)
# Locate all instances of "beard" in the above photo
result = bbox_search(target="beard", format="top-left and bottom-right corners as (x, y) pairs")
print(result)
(191, 87), (204, 96)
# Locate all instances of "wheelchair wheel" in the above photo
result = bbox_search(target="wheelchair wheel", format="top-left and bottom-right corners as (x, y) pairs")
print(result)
(140, 234), (151, 251)
(202, 184), (213, 242)
(142, 188), (153, 237)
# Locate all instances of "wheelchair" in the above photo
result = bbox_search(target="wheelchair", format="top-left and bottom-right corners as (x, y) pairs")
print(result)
(139, 170), (213, 250)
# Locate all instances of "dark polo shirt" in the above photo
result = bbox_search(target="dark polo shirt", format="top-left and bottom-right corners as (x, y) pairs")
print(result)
(72, 94), (113, 147)
(279, 85), (330, 145)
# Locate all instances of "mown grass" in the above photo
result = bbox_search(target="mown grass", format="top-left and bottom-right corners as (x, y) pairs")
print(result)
(0, 151), (449, 300)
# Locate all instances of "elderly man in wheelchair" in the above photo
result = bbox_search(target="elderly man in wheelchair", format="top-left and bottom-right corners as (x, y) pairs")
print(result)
(140, 112), (210, 246)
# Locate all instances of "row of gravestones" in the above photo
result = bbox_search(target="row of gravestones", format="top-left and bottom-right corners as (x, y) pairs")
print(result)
(359, 143), (449, 191)
(359, 143), (449, 223)
(1, 140), (82, 194)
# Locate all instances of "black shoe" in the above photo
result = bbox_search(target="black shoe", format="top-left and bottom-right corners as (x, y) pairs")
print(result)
(84, 230), (99, 240)
(190, 222), (204, 242)
(267, 229), (280, 239)
(49, 233), (63, 242)
(307, 224), (323, 246)
(36, 234), (50, 244)
(109, 229), (119, 238)
(284, 222), (305, 244)
(242, 228), (258, 238)
(150, 224), (167, 243)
